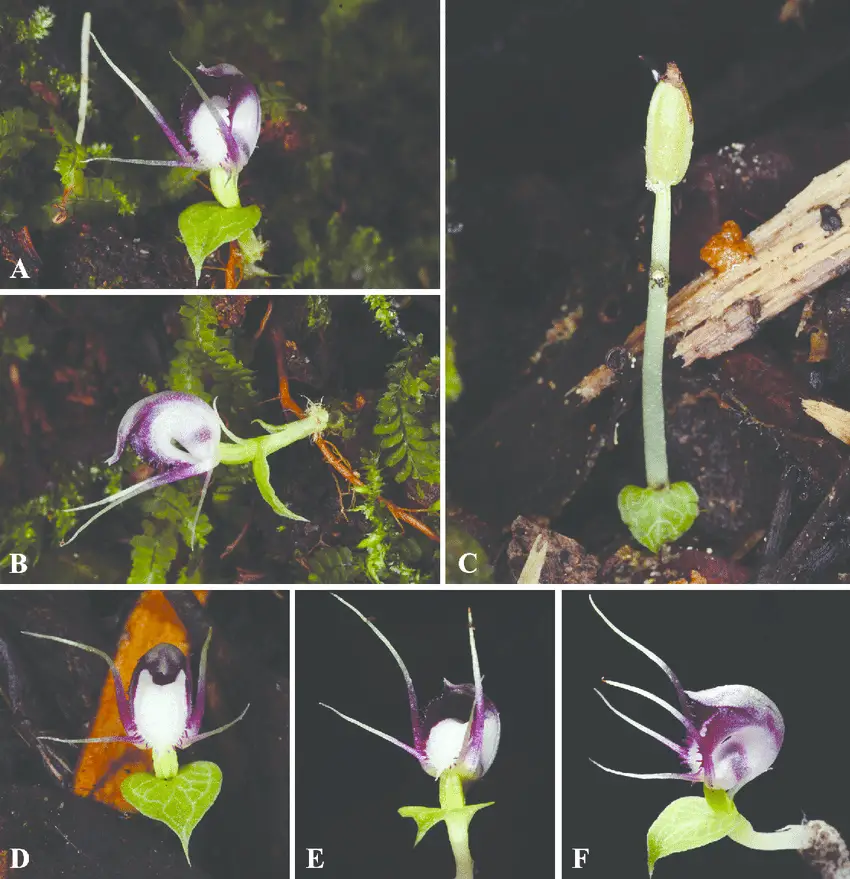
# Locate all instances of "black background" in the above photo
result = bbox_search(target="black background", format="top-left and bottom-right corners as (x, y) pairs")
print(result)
(295, 590), (554, 878)
(565, 591), (850, 878)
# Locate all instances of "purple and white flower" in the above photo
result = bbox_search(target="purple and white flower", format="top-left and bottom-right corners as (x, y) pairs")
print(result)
(179, 63), (261, 177)
(61, 391), (220, 548)
(22, 629), (249, 780)
(85, 32), (261, 197)
(321, 594), (500, 782)
(590, 596), (784, 796)
(61, 390), (329, 550)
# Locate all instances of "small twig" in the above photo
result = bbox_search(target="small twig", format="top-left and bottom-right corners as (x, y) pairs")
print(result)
(76, 13), (91, 145)
(760, 464), (799, 566)
(253, 299), (274, 340)
(220, 521), (250, 559)
(767, 461), (850, 582)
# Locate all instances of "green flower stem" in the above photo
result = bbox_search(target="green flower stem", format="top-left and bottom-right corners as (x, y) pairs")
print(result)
(617, 64), (699, 553)
(205, 168), (268, 275)
(398, 769), (494, 879)
(440, 772), (475, 879)
(216, 405), (329, 466)
(728, 818), (814, 852)
(210, 167), (241, 209)
(216, 404), (329, 520)
(153, 747), (179, 780)
(644, 184), (672, 490)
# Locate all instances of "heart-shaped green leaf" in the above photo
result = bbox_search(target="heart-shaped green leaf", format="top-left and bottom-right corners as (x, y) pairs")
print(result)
(178, 202), (261, 284)
(121, 760), (223, 864)
(647, 789), (744, 876)
(618, 481), (699, 553)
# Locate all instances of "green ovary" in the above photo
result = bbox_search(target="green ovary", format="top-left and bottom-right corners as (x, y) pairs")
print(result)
(152, 747), (179, 779)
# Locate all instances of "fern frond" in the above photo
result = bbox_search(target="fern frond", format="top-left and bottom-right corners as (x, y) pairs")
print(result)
(128, 521), (178, 584)
(168, 295), (257, 401)
(374, 335), (440, 484)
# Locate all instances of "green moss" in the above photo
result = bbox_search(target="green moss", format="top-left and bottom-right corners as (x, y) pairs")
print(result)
(306, 545), (364, 583)
(306, 295), (332, 331)
(283, 213), (402, 289)
(2, 335), (35, 360)
(351, 453), (429, 584)
(365, 294), (400, 338)
(15, 6), (55, 43)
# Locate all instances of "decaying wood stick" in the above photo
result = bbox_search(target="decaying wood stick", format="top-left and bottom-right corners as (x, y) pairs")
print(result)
(568, 155), (850, 405)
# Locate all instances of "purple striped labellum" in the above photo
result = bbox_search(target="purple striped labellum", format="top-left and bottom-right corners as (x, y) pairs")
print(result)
(589, 596), (784, 796)
(22, 629), (249, 780)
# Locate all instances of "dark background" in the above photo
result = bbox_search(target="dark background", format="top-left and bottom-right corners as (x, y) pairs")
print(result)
(565, 590), (850, 878)
(295, 590), (554, 878)
(0, 589), (288, 878)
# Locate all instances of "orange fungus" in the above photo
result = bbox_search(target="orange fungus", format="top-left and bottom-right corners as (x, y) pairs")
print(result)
(700, 220), (754, 274)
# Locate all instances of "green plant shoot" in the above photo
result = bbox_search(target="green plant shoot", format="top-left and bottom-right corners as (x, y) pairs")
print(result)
(618, 62), (699, 553)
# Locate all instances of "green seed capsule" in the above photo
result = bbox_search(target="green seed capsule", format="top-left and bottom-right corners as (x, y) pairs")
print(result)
(645, 62), (694, 192)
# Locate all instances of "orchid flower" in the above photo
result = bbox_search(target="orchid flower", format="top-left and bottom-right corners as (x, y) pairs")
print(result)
(589, 595), (782, 795)
(84, 31), (261, 209)
(320, 593), (500, 781)
(21, 629), (249, 780)
(589, 596), (815, 873)
(321, 594), (499, 879)
(61, 391), (329, 549)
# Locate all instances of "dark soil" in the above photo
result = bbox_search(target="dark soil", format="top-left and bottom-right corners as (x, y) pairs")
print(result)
(0, 591), (288, 878)
(448, 0), (850, 582)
